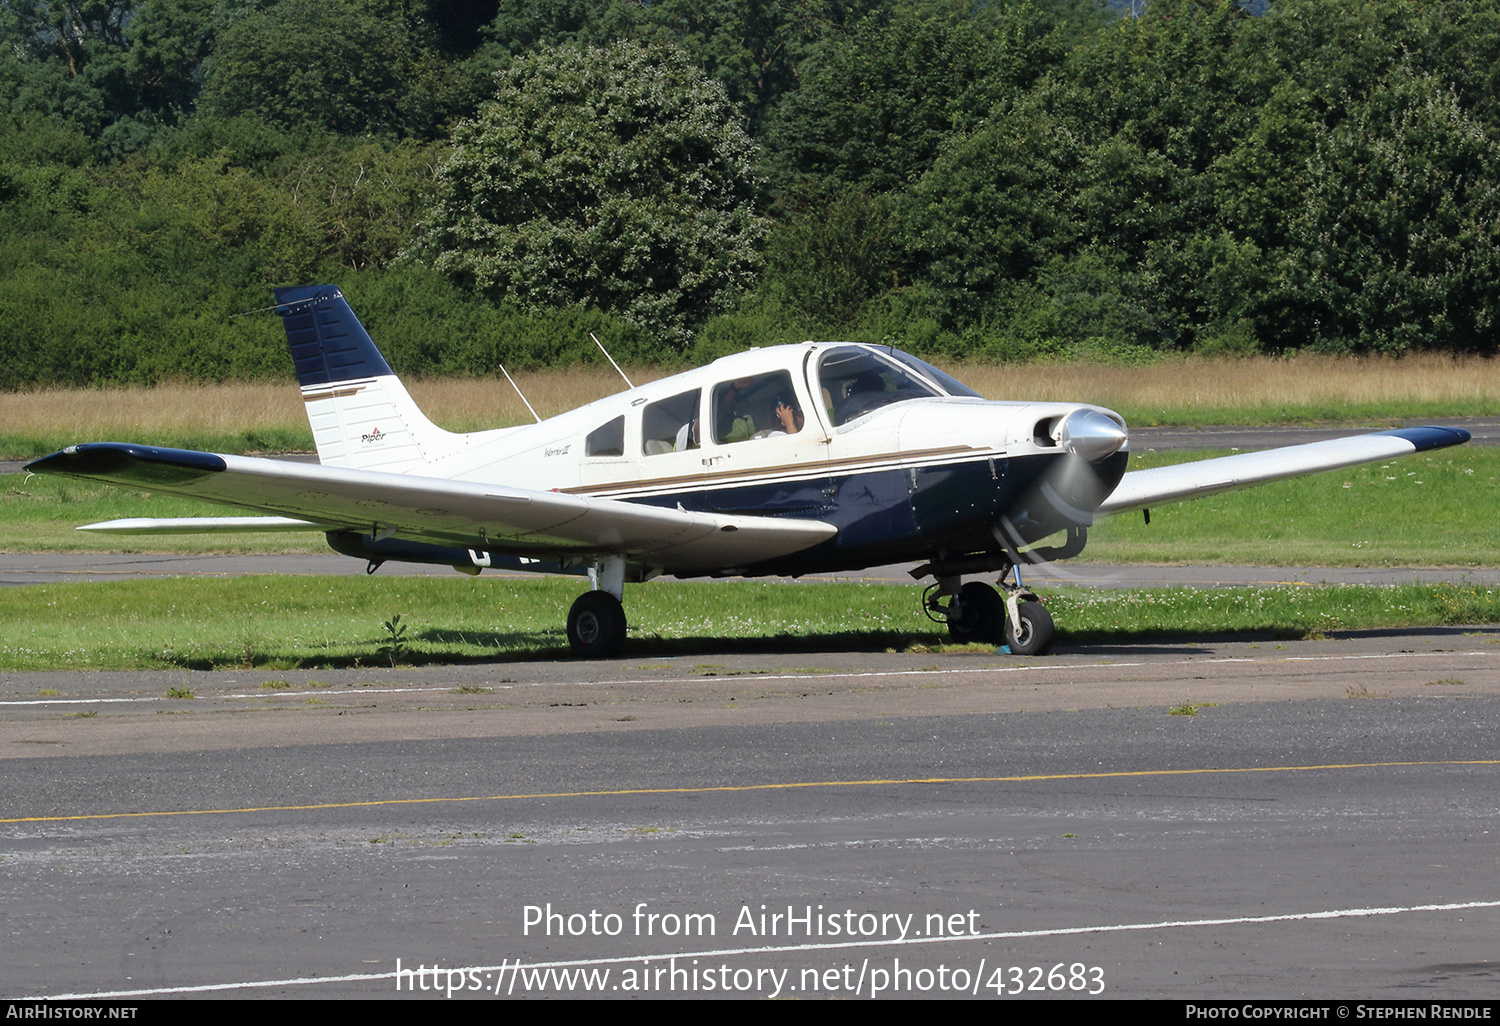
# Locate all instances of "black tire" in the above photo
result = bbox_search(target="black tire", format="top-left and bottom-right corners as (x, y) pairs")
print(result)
(567, 591), (627, 658)
(947, 581), (1004, 645)
(1004, 600), (1054, 656)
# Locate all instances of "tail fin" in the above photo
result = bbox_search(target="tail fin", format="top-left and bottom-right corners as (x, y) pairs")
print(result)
(274, 285), (463, 472)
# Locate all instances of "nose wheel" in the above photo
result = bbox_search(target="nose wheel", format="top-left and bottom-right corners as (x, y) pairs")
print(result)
(1003, 600), (1053, 656)
(924, 565), (1054, 656)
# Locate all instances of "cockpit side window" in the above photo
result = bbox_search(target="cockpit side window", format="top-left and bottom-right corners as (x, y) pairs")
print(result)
(585, 415), (624, 457)
(817, 347), (943, 426)
(642, 389), (701, 455)
(711, 371), (804, 444)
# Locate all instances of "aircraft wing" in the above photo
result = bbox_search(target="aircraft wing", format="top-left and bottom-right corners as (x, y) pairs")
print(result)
(24, 443), (836, 571)
(1097, 426), (1471, 515)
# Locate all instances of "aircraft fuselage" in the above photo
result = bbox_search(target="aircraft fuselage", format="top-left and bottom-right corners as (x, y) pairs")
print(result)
(328, 343), (1130, 578)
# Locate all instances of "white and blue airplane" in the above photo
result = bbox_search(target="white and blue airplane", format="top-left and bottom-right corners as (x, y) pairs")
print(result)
(26, 285), (1471, 658)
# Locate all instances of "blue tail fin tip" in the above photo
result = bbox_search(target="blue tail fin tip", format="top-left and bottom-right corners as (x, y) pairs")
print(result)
(275, 284), (394, 388)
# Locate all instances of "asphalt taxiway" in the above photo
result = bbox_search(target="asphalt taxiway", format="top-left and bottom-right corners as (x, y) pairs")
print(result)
(2, 631), (1497, 1000)
(3, 420), (1496, 1000)
(5, 551), (1500, 589)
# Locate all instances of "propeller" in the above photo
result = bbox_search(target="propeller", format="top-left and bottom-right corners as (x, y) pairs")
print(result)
(995, 407), (1130, 580)
(924, 406), (1132, 651)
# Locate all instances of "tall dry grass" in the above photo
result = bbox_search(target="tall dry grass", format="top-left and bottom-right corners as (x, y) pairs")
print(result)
(3, 353), (1494, 443)
(4, 382), (307, 441)
(952, 352), (1500, 412)
(408, 367), (672, 430)
(1, 368), (668, 442)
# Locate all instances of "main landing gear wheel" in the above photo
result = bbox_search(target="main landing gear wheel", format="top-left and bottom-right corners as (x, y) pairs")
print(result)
(1004, 600), (1054, 656)
(567, 591), (627, 658)
(947, 581), (1005, 645)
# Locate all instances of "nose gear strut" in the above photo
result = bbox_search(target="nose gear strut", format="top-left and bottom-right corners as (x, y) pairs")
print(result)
(920, 559), (1054, 656)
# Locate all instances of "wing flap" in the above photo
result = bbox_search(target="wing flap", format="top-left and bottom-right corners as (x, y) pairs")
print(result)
(27, 443), (835, 569)
(1098, 426), (1471, 515)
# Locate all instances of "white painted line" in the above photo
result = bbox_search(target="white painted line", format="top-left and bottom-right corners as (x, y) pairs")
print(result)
(1, 650), (1493, 707)
(27, 898), (1500, 1000)
(0, 685), (491, 707)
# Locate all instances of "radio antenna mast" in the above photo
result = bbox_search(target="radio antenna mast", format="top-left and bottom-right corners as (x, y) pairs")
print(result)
(590, 333), (634, 389)
(498, 364), (541, 423)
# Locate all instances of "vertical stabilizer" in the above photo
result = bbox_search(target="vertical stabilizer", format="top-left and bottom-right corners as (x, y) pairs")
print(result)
(274, 285), (461, 472)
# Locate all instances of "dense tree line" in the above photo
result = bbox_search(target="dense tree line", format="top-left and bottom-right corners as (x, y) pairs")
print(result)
(1, 0), (1497, 387)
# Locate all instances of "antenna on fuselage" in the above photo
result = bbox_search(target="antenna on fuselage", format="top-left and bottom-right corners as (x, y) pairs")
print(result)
(498, 363), (541, 423)
(590, 333), (635, 390)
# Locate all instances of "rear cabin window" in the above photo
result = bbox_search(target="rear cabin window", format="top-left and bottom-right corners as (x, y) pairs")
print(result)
(711, 371), (805, 444)
(642, 389), (701, 455)
(585, 416), (624, 457)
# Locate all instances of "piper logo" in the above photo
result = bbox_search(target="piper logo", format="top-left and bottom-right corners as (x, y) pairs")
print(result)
(360, 426), (385, 445)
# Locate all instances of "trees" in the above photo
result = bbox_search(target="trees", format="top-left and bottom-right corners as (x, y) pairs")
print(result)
(0, 0), (220, 153)
(198, 0), (459, 138)
(1276, 69), (1500, 353)
(633, 0), (882, 135)
(476, 0), (882, 134)
(7, 0), (1500, 386)
(420, 40), (766, 350)
(764, 1), (1064, 199)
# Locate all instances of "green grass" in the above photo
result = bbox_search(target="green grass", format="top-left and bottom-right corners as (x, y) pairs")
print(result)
(0, 473), (325, 553)
(1048, 580), (1498, 643)
(0, 428), (315, 464)
(1104, 400), (1490, 429)
(1, 575), (1495, 671)
(0, 576), (921, 669)
(1082, 445), (1497, 566)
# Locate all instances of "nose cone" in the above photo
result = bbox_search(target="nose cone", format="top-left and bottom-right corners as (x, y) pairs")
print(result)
(1059, 409), (1128, 464)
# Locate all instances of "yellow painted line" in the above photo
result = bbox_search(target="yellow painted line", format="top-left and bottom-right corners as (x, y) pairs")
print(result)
(4, 759), (1496, 825)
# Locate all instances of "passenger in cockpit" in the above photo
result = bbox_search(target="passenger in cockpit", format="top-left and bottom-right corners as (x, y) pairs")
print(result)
(772, 398), (804, 435)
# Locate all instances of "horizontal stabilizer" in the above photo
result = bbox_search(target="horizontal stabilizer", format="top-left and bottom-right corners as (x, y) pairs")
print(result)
(79, 517), (326, 534)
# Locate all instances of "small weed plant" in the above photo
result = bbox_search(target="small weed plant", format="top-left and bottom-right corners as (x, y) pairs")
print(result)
(379, 614), (409, 667)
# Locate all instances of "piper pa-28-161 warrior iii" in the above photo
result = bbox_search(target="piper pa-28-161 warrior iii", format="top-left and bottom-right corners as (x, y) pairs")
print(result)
(27, 285), (1472, 658)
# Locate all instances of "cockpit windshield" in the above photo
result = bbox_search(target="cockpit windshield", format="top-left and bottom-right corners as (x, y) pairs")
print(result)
(816, 346), (977, 426)
(887, 350), (982, 399)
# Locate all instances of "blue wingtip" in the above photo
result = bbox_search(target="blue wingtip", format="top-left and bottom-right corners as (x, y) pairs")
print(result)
(274, 285), (394, 387)
(1376, 426), (1472, 452)
(25, 443), (226, 483)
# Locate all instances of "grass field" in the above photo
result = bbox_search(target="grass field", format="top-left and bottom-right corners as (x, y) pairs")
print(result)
(1, 471), (322, 553)
(3, 574), (1496, 671)
(4, 351), (1495, 459)
(1083, 445), (1496, 566)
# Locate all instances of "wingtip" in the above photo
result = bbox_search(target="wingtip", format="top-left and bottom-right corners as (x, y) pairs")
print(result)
(24, 443), (226, 479)
(1378, 426), (1472, 452)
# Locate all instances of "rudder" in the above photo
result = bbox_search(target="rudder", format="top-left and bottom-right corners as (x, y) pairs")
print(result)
(274, 285), (462, 472)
